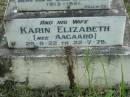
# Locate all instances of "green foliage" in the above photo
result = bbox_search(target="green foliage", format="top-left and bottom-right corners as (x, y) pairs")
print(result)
(105, 90), (113, 97)
(83, 49), (93, 97)
(0, 0), (7, 33)
(124, 0), (130, 16)
(119, 64), (126, 97)
(0, 0), (6, 18)
(100, 58), (108, 87)
(0, 52), (129, 97)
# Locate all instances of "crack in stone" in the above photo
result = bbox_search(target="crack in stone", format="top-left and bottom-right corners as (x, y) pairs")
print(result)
(64, 46), (75, 89)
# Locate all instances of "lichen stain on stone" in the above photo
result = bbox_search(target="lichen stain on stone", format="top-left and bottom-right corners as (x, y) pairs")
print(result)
(108, 55), (121, 65)
(56, 57), (66, 66)
(24, 56), (38, 65)
(64, 46), (75, 89)
(10, 42), (16, 48)
(0, 58), (12, 77)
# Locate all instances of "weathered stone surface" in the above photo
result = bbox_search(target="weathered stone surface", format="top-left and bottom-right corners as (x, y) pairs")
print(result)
(12, 0), (112, 11)
(5, 0), (126, 19)
(0, 0), (130, 88)
(4, 16), (126, 48)
(0, 51), (130, 88)
(4, 0), (127, 48)
(1, 0), (129, 56)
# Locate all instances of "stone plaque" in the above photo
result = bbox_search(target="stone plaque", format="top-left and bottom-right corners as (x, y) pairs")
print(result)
(15, 0), (112, 11)
(5, 16), (126, 48)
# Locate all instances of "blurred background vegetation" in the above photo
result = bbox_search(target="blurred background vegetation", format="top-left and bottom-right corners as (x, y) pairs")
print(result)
(0, 0), (7, 22)
(124, 0), (130, 16)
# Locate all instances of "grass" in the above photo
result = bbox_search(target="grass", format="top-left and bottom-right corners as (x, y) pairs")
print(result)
(84, 49), (93, 97)
(0, 81), (126, 97)
(119, 64), (126, 97)
(0, 62), (128, 97)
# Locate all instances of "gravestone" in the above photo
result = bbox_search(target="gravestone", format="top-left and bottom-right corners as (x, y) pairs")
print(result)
(15, 0), (112, 11)
(4, 0), (126, 48)
(0, 0), (130, 88)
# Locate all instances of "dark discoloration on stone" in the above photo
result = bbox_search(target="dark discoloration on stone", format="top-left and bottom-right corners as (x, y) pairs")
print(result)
(0, 0), (129, 57)
(0, 46), (128, 58)
(4, 0), (126, 19)
(0, 58), (12, 77)
(107, 55), (120, 64)
(124, 18), (130, 46)
(10, 41), (16, 48)
(65, 46), (75, 89)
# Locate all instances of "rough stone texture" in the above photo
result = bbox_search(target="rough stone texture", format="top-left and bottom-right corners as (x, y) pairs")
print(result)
(2, 0), (130, 53)
(14, 0), (112, 11)
(5, 0), (126, 19)
(0, 0), (130, 88)
(1, 54), (130, 88)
